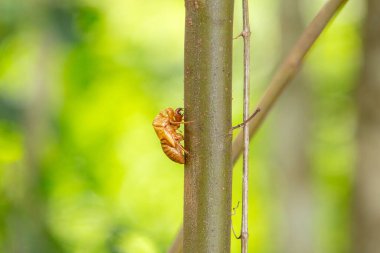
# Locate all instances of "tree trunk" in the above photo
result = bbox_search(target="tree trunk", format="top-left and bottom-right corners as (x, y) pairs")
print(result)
(4, 34), (63, 253)
(183, 0), (234, 252)
(273, 0), (315, 252)
(354, 0), (380, 252)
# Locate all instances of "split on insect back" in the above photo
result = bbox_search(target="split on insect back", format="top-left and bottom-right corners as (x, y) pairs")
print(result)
(152, 107), (261, 164)
(152, 107), (189, 164)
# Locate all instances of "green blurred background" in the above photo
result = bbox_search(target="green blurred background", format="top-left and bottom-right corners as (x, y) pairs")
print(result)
(0, 0), (375, 252)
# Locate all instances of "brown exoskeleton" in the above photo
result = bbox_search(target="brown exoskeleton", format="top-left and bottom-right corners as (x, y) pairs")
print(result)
(152, 107), (188, 164)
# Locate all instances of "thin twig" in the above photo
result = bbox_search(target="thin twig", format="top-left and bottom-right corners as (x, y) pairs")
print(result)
(231, 201), (241, 216)
(240, 0), (251, 251)
(168, 0), (348, 251)
(231, 201), (241, 239)
(232, 108), (260, 130)
(232, 0), (348, 164)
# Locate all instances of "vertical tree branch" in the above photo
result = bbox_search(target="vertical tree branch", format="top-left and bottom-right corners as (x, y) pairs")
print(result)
(354, 0), (380, 252)
(275, 0), (314, 251)
(240, 0), (251, 252)
(169, 0), (347, 251)
(183, 0), (234, 252)
(232, 0), (348, 164)
(5, 34), (64, 253)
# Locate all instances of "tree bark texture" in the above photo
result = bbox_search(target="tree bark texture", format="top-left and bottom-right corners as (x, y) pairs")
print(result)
(183, 0), (234, 252)
(170, 1), (347, 251)
(354, 0), (380, 252)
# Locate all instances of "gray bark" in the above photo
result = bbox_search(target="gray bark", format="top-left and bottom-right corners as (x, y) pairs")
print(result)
(274, 0), (314, 252)
(183, 0), (234, 252)
(354, 0), (380, 252)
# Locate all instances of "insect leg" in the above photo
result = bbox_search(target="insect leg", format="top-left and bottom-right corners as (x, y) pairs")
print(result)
(169, 120), (194, 125)
(177, 143), (189, 155)
(174, 132), (184, 141)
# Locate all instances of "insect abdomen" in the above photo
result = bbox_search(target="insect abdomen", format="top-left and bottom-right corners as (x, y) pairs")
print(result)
(161, 140), (185, 164)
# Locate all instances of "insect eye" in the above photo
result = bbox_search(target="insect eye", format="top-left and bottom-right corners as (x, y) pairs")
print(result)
(175, 108), (184, 116)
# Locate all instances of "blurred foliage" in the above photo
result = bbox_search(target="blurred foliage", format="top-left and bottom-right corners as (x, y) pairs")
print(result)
(0, 0), (364, 252)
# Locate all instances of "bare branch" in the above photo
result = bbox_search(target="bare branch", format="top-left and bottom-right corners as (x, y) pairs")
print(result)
(183, 0), (234, 252)
(232, 0), (348, 164)
(232, 108), (260, 130)
(240, 0), (252, 251)
(169, 0), (348, 251)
